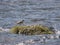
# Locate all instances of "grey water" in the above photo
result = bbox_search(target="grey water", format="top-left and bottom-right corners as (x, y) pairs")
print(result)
(0, 0), (60, 45)
(0, 0), (60, 29)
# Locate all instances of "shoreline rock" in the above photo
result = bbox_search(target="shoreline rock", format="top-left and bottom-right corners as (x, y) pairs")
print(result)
(9, 24), (55, 35)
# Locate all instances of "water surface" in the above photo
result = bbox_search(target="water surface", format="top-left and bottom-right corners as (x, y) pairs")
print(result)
(0, 0), (60, 45)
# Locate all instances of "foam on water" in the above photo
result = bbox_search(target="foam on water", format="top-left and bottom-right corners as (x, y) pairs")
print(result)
(55, 30), (60, 35)
(0, 27), (10, 32)
(16, 42), (25, 45)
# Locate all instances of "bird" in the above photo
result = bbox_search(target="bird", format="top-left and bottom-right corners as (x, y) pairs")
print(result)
(17, 20), (24, 24)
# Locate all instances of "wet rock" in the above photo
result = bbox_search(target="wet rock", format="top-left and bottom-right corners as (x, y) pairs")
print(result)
(10, 25), (55, 35)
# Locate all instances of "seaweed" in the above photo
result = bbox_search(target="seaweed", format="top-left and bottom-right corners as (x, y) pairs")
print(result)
(9, 25), (55, 35)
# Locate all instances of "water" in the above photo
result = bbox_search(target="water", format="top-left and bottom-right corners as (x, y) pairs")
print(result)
(0, 32), (60, 45)
(0, 0), (60, 45)
(0, 0), (60, 29)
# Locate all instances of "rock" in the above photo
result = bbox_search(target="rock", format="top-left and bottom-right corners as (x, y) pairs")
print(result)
(10, 25), (55, 35)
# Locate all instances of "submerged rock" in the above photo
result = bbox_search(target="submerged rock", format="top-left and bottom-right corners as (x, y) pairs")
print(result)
(9, 25), (55, 35)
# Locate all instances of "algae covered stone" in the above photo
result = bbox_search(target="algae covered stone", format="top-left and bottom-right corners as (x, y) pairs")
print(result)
(10, 25), (55, 35)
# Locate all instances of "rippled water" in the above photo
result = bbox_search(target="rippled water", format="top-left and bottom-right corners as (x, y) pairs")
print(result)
(0, 0), (60, 29)
(0, 0), (60, 45)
